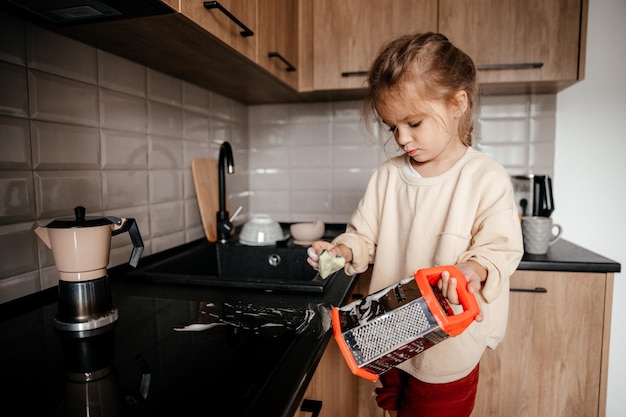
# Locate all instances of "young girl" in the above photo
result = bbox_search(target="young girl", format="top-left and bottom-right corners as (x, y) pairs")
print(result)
(307, 32), (524, 417)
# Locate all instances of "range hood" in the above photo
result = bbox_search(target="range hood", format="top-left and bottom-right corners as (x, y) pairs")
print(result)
(2, 0), (173, 24)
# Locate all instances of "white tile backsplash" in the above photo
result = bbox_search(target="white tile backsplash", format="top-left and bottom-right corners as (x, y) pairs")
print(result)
(148, 169), (184, 204)
(26, 24), (97, 84)
(148, 100), (182, 137)
(0, 10), (556, 304)
(149, 135), (183, 169)
(31, 120), (100, 169)
(34, 170), (103, 218)
(0, 223), (41, 279)
(183, 82), (211, 115)
(147, 69), (182, 105)
(29, 70), (99, 126)
(103, 170), (149, 210)
(100, 88), (146, 132)
(0, 171), (36, 224)
(0, 116), (31, 169)
(98, 50), (146, 97)
(101, 129), (148, 169)
(0, 61), (29, 117)
(248, 94), (556, 223)
(0, 12), (26, 66)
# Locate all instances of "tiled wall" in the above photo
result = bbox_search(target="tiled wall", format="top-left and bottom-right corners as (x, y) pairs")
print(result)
(0, 12), (556, 303)
(248, 94), (556, 222)
(0, 12), (249, 303)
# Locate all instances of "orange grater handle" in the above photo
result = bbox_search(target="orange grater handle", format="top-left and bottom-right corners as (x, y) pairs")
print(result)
(414, 265), (480, 337)
(331, 306), (380, 381)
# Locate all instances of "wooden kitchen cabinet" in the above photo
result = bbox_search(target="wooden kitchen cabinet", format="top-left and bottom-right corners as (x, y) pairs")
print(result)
(471, 270), (614, 417)
(257, 0), (299, 90)
(162, 0), (257, 61)
(299, 0), (438, 92)
(298, 268), (614, 417)
(162, 0), (299, 89)
(440, 0), (588, 94)
(294, 337), (359, 417)
(295, 268), (384, 417)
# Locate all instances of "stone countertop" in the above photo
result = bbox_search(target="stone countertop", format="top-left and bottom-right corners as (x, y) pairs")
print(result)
(0, 236), (619, 417)
(518, 239), (620, 273)
(0, 247), (359, 417)
(323, 224), (621, 273)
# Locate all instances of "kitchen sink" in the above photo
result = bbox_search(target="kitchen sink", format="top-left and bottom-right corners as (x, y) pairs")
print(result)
(127, 240), (330, 293)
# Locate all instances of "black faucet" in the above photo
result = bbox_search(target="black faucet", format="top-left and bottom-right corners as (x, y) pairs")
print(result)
(217, 141), (234, 243)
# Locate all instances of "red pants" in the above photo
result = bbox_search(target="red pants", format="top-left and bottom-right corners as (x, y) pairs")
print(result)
(375, 365), (479, 417)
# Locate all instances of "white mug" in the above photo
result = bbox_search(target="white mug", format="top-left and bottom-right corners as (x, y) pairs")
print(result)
(522, 216), (562, 255)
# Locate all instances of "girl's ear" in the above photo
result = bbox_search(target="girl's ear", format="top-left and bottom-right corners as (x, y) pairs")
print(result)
(453, 90), (469, 117)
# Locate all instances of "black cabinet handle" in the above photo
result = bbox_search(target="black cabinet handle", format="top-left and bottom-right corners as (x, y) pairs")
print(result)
(478, 62), (544, 70)
(510, 287), (548, 293)
(268, 51), (296, 72)
(341, 70), (369, 77)
(203, 1), (254, 37)
(300, 399), (322, 417)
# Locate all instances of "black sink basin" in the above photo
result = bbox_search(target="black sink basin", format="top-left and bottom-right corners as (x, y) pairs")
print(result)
(127, 240), (330, 293)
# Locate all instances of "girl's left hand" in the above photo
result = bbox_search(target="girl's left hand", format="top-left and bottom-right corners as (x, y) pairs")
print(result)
(438, 263), (484, 322)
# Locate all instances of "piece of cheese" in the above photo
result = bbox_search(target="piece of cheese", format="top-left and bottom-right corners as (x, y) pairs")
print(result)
(318, 250), (345, 279)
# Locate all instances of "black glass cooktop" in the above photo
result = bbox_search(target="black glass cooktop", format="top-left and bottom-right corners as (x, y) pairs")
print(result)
(0, 289), (321, 416)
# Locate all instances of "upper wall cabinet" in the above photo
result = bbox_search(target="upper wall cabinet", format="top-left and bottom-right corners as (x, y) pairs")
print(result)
(439, 0), (587, 94)
(163, 0), (257, 60)
(257, 0), (299, 90)
(3, 0), (588, 104)
(300, 0), (438, 93)
(162, 0), (299, 90)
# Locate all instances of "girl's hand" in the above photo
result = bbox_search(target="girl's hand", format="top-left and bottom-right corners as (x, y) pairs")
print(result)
(306, 241), (352, 270)
(438, 262), (485, 322)
(306, 241), (334, 270)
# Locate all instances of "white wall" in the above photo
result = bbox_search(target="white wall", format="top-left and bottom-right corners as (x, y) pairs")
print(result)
(554, 1), (626, 415)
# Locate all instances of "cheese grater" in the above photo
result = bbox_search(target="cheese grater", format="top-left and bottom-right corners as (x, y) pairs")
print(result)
(331, 265), (479, 381)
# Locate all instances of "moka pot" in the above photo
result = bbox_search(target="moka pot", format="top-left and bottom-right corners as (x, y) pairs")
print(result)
(34, 206), (144, 332)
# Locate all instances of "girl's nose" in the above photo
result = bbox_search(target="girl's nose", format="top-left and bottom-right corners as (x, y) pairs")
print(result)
(395, 126), (411, 146)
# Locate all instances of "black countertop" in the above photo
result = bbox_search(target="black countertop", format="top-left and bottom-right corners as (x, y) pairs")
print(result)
(0, 237), (619, 417)
(518, 238), (620, 273)
(0, 253), (359, 417)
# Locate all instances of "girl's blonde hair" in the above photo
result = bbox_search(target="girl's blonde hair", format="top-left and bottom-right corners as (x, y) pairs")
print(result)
(365, 32), (478, 147)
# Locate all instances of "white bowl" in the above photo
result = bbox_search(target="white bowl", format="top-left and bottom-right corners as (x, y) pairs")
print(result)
(239, 214), (284, 246)
(290, 220), (325, 244)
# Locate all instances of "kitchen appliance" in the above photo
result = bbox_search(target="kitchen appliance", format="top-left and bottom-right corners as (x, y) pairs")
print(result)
(33, 206), (144, 415)
(331, 265), (479, 381)
(511, 174), (555, 217)
(1, 0), (174, 24)
(34, 205), (144, 332)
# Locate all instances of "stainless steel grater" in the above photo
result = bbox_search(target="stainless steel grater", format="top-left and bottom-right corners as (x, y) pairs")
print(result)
(331, 265), (479, 381)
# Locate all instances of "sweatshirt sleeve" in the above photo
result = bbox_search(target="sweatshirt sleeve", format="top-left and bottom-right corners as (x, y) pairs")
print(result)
(455, 164), (524, 302)
(332, 167), (386, 275)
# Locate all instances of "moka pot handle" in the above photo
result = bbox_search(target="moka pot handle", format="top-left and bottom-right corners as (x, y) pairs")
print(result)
(107, 216), (144, 268)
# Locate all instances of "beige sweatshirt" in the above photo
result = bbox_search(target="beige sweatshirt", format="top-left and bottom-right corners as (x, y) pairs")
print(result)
(333, 147), (524, 383)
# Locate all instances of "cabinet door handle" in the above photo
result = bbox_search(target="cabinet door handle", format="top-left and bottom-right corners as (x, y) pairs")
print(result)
(203, 1), (254, 37)
(510, 287), (548, 293)
(477, 62), (544, 70)
(300, 399), (322, 417)
(268, 52), (296, 72)
(341, 71), (369, 77)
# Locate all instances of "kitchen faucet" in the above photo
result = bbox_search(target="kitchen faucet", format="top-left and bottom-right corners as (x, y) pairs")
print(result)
(217, 141), (234, 243)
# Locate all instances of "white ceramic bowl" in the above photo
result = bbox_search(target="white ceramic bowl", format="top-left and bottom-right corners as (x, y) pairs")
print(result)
(239, 214), (284, 246)
(290, 220), (325, 244)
